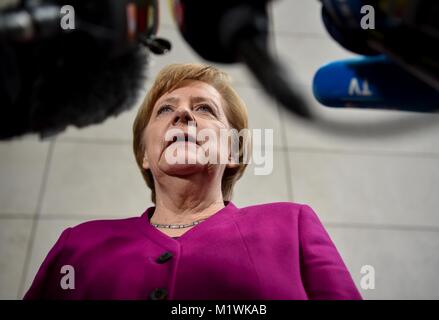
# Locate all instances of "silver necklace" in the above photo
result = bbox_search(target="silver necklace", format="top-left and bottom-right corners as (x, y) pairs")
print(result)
(150, 218), (206, 229)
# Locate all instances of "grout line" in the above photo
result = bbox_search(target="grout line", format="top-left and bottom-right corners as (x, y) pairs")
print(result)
(276, 106), (294, 202)
(272, 30), (329, 39)
(55, 137), (439, 160)
(158, 19), (330, 39)
(268, 3), (294, 203)
(159, 24), (177, 31)
(3, 210), (439, 233)
(160, 22), (329, 39)
(268, 3), (300, 203)
(276, 145), (439, 159)
(324, 222), (439, 233)
(0, 213), (115, 221)
(17, 139), (56, 299)
(57, 136), (131, 145)
(0, 213), (34, 219)
(32, 214), (139, 221)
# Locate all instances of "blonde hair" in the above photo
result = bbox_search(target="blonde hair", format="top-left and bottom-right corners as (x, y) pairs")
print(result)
(133, 63), (250, 204)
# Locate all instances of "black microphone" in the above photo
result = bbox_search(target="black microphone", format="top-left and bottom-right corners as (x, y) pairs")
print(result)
(0, 0), (170, 140)
(320, 0), (439, 90)
(171, 0), (312, 119)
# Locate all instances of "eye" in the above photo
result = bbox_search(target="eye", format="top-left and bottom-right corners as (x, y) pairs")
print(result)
(157, 105), (173, 115)
(196, 104), (214, 114)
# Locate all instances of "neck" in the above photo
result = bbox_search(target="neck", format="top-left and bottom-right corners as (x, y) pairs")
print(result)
(150, 171), (226, 224)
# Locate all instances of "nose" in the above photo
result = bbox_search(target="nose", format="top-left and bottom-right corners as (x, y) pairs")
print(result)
(172, 108), (196, 127)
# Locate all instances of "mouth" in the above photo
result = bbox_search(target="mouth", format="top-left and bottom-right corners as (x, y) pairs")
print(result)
(165, 132), (199, 149)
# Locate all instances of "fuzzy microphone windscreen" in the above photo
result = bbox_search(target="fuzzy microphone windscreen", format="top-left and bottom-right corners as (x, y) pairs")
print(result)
(0, 28), (149, 140)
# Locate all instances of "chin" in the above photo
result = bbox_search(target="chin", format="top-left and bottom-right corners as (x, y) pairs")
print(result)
(160, 162), (207, 177)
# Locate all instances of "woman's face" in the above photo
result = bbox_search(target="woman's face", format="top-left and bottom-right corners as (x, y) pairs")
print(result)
(142, 80), (237, 178)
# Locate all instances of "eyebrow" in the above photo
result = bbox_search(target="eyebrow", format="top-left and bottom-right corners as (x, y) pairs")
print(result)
(158, 96), (180, 106)
(156, 96), (221, 113)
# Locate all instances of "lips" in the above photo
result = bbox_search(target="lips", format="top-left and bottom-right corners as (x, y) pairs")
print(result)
(165, 132), (199, 149)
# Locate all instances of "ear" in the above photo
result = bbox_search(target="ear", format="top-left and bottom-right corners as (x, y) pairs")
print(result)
(142, 151), (150, 171)
(226, 163), (239, 169)
(226, 155), (240, 169)
(225, 138), (240, 169)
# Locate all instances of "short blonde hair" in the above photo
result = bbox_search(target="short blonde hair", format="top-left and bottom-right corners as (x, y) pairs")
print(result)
(133, 63), (250, 204)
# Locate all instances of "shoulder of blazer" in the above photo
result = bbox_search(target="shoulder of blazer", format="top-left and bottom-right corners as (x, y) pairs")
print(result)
(61, 216), (142, 248)
(236, 201), (306, 220)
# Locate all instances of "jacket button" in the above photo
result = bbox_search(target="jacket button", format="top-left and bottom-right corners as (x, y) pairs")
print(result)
(156, 251), (173, 263)
(149, 288), (168, 300)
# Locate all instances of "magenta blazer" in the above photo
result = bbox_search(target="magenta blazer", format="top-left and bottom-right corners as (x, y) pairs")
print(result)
(24, 202), (362, 300)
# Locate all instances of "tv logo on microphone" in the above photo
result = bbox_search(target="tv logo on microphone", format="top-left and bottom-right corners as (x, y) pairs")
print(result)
(349, 78), (373, 97)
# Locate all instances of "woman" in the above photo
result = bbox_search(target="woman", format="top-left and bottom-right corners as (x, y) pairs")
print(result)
(24, 64), (361, 300)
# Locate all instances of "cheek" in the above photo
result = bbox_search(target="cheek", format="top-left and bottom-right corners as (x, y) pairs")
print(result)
(198, 117), (228, 133)
(198, 125), (232, 159)
(143, 126), (161, 156)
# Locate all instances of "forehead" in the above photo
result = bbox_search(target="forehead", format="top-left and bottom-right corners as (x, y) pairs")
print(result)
(155, 80), (224, 108)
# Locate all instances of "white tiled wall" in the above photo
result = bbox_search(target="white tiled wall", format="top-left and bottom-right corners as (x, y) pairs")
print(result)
(1, 0), (438, 299)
